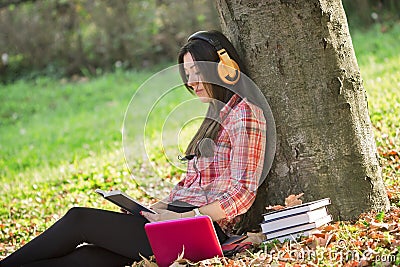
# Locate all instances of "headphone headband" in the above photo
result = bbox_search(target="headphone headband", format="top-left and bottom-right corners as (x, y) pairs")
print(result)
(187, 31), (240, 85)
(188, 31), (223, 51)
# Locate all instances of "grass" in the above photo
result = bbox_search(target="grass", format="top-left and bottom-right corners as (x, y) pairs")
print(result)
(1, 23), (400, 265)
(352, 24), (400, 202)
(0, 71), (145, 178)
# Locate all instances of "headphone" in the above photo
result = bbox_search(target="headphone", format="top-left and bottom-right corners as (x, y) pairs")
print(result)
(188, 31), (241, 85)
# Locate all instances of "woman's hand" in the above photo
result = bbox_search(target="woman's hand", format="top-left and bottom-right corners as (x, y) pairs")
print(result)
(141, 209), (183, 222)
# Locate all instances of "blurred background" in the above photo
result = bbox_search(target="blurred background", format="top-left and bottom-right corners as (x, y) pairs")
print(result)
(0, 0), (399, 83)
(0, 0), (219, 82)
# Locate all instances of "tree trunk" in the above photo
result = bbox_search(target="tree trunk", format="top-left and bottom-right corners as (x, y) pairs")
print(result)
(215, 0), (389, 233)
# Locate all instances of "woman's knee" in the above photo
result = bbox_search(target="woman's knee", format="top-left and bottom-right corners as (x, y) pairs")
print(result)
(64, 207), (92, 224)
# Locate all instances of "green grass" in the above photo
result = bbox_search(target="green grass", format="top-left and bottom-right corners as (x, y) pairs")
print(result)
(0, 71), (146, 178)
(352, 24), (400, 145)
(351, 23), (400, 193)
(1, 23), (399, 264)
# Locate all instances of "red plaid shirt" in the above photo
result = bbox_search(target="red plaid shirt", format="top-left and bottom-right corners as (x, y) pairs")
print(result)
(168, 94), (267, 233)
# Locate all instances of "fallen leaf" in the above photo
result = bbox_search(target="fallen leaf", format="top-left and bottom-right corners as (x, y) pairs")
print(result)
(243, 232), (265, 244)
(359, 259), (371, 267)
(174, 245), (185, 261)
(169, 261), (188, 267)
(391, 239), (400, 247)
(314, 233), (331, 247)
(285, 193), (304, 207)
(322, 224), (337, 232)
(265, 205), (285, 211)
(369, 221), (390, 230)
(138, 254), (158, 267)
(311, 231), (326, 239)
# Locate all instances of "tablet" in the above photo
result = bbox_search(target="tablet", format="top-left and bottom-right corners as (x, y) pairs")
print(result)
(95, 189), (156, 215)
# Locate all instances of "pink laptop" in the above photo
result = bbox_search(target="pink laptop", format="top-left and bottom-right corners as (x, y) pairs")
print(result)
(144, 216), (223, 267)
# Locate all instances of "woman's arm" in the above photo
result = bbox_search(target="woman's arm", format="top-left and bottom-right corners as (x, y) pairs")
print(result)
(150, 200), (168, 210)
(141, 201), (226, 222)
(189, 201), (226, 221)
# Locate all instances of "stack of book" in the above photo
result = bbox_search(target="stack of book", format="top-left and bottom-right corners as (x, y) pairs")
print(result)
(261, 198), (332, 242)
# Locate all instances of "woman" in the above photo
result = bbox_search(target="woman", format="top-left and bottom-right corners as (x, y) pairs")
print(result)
(1, 30), (267, 267)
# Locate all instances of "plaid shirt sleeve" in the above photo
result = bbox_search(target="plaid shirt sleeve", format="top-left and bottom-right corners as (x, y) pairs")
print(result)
(218, 101), (266, 220)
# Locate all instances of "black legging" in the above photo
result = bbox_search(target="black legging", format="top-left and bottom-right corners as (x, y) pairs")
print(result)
(1, 207), (151, 267)
(1, 206), (228, 267)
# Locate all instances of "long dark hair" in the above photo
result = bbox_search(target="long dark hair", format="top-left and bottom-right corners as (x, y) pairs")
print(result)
(178, 30), (246, 158)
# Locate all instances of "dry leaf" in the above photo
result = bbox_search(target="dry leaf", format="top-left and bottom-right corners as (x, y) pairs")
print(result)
(265, 204), (285, 211)
(359, 259), (371, 267)
(316, 232), (335, 247)
(176, 245), (185, 261)
(171, 246), (194, 266)
(169, 261), (188, 267)
(311, 231), (326, 239)
(139, 254), (158, 267)
(369, 221), (390, 230)
(243, 232), (266, 244)
(284, 193), (304, 207)
(391, 239), (400, 247)
(322, 224), (337, 232)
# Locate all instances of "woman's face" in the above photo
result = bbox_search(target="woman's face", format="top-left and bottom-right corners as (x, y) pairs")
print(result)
(183, 52), (211, 103)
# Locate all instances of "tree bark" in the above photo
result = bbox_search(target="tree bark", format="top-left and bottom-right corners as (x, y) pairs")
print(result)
(215, 0), (389, 233)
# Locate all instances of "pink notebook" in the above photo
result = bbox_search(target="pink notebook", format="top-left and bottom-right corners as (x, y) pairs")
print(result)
(144, 216), (223, 267)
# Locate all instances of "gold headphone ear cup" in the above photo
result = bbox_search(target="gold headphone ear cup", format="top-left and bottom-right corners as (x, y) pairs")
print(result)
(217, 59), (240, 85)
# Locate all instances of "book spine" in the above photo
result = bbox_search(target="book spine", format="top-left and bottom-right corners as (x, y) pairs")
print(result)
(263, 209), (328, 231)
(263, 215), (332, 237)
(262, 199), (331, 221)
